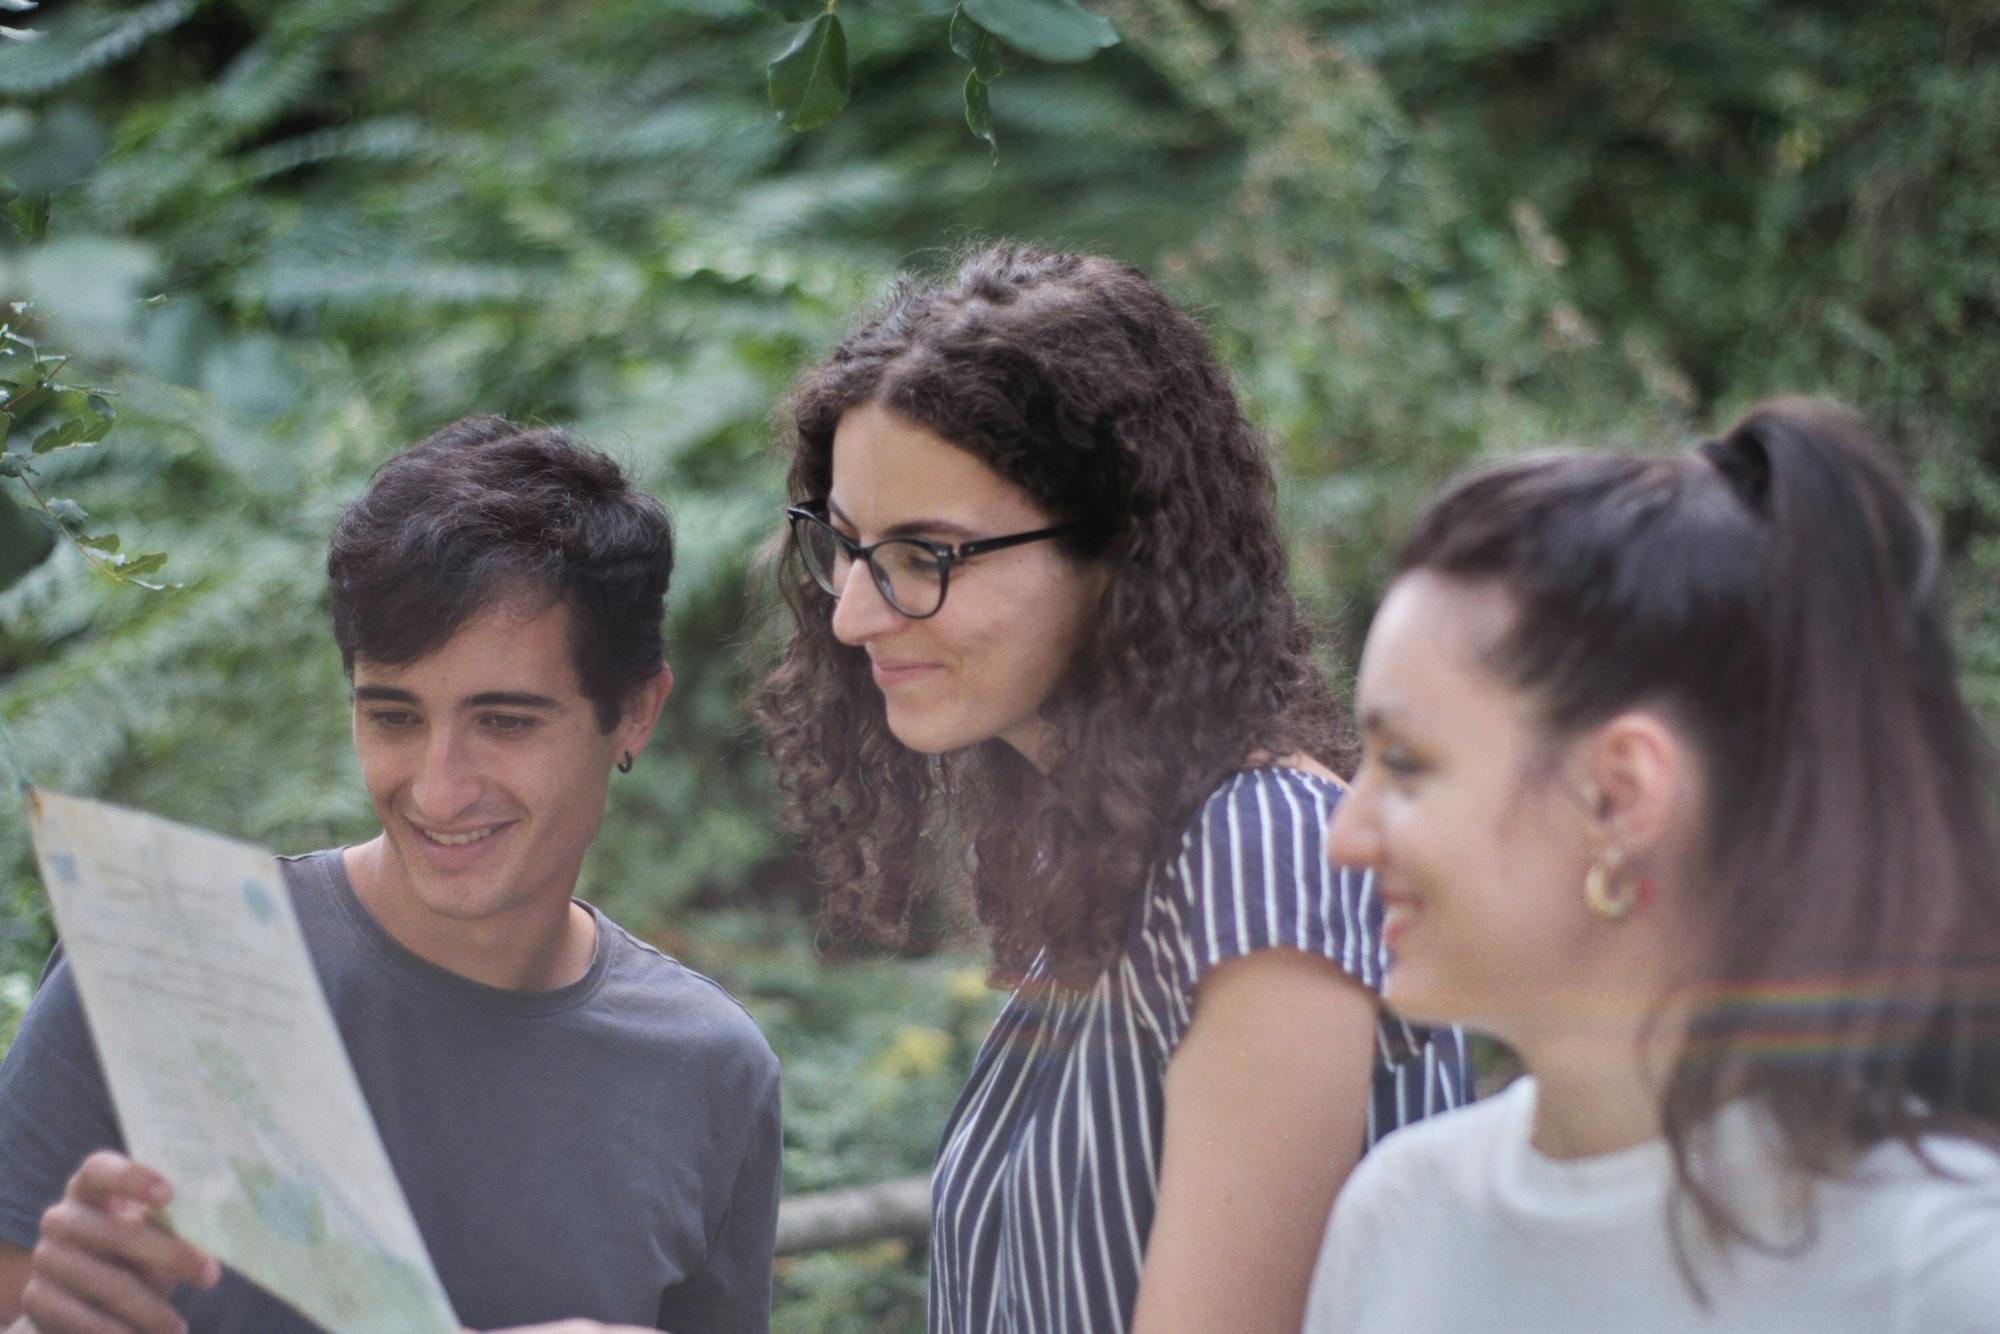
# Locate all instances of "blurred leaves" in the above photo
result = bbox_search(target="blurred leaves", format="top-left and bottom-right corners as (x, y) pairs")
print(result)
(0, 310), (172, 591)
(952, 8), (1007, 156)
(962, 71), (996, 157)
(755, 0), (824, 21)
(759, 0), (1117, 141)
(963, 0), (1115, 64)
(0, 0), (198, 96)
(950, 9), (1009, 80)
(768, 12), (850, 132)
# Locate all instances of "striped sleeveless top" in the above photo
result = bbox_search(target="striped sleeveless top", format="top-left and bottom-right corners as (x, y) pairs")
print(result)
(928, 767), (1472, 1334)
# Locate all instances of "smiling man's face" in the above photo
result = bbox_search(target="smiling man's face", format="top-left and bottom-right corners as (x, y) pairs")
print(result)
(350, 593), (651, 930)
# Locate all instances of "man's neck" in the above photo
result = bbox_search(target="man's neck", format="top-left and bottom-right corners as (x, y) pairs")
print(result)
(340, 838), (598, 992)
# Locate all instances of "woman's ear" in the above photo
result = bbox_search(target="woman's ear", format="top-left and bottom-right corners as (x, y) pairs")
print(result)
(1573, 711), (1695, 856)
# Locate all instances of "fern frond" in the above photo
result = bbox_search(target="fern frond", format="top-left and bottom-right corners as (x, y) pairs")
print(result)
(228, 257), (549, 312)
(0, 0), (198, 98)
(0, 541), (322, 793)
(236, 117), (435, 182)
(204, 0), (405, 142)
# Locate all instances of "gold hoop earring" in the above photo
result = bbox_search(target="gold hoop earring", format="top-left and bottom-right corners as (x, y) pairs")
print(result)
(1584, 854), (1637, 922)
(617, 752), (635, 774)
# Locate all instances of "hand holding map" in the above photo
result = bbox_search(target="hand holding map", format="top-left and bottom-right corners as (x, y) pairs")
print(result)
(25, 790), (460, 1334)
(20, 1149), (221, 1329)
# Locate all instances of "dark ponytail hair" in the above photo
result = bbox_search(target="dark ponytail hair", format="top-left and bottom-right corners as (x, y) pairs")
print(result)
(1397, 397), (2000, 1250)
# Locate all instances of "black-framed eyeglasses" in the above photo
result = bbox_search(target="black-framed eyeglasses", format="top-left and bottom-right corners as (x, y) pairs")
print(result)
(786, 503), (1079, 620)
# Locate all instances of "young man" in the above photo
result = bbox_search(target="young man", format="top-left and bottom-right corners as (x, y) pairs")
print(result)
(0, 418), (781, 1333)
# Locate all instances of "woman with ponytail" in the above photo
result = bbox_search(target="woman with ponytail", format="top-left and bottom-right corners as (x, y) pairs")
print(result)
(1304, 400), (2000, 1330)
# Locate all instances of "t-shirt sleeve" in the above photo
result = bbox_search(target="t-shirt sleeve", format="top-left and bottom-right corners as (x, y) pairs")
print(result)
(1147, 770), (1384, 1006)
(0, 955), (125, 1248)
(655, 1043), (781, 1334)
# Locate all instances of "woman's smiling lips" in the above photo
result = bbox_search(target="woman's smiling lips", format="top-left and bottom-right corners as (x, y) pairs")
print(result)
(870, 658), (943, 688)
(1380, 892), (1420, 949)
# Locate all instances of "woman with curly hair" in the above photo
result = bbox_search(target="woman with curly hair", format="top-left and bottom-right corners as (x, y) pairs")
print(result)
(1305, 401), (2000, 1329)
(755, 245), (1470, 1333)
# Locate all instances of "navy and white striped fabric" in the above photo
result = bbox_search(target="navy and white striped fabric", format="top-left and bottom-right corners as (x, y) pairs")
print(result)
(929, 767), (1471, 1334)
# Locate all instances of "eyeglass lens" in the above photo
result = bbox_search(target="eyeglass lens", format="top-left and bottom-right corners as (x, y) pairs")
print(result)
(795, 516), (947, 618)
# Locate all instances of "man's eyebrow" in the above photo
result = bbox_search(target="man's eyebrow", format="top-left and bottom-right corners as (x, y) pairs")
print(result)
(825, 498), (980, 542)
(464, 692), (563, 710)
(349, 686), (564, 711)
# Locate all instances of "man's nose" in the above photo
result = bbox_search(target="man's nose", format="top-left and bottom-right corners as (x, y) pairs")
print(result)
(410, 729), (481, 820)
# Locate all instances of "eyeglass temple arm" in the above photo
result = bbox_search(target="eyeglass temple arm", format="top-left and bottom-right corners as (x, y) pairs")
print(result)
(953, 524), (1079, 559)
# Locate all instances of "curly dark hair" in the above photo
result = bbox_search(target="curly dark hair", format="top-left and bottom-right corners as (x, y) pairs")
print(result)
(328, 415), (673, 732)
(753, 245), (1349, 978)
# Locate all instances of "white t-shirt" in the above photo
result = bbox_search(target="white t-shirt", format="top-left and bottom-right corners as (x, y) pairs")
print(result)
(1304, 1077), (2000, 1333)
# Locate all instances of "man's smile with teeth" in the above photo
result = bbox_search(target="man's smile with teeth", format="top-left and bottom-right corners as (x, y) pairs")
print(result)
(420, 824), (501, 846)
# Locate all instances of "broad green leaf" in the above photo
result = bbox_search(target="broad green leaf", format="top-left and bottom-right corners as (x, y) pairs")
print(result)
(44, 497), (83, 527)
(753, 0), (823, 20)
(768, 13), (849, 132)
(30, 421), (108, 454)
(950, 7), (1007, 81)
(30, 422), (78, 453)
(57, 386), (111, 422)
(963, 72), (997, 157)
(962, 0), (1115, 64)
(114, 551), (168, 577)
(75, 531), (119, 553)
(27, 388), (112, 454)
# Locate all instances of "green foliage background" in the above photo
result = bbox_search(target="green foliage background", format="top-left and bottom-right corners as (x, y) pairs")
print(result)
(1, 1), (1995, 1327)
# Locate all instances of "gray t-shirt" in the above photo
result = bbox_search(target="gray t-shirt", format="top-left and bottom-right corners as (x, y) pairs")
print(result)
(0, 849), (781, 1333)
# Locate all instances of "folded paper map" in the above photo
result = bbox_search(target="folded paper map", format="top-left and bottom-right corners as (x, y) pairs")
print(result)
(26, 789), (459, 1334)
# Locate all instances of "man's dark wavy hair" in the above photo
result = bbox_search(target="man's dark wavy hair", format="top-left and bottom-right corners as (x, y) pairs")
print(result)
(754, 245), (1348, 978)
(327, 415), (672, 731)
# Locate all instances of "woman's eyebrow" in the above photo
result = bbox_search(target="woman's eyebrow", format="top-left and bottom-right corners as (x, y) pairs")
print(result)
(883, 518), (981, 540)
(826, 498), (981, 541)
(1356, 704), (1403, 739)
